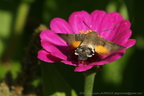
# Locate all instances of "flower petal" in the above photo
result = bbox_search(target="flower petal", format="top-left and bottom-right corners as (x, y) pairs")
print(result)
(87, 50), (125, 66)
(38, 50), (61, 63)
(113, 29), (132, 45)
(111, 20), (132, 43)
(115, 20), (131, 36)
(40, 29), (67, 46)
(105, 20), (131, 42)
(68, 10), (91, 33)
(101, 50), (125, 63)
(50, 18), (73, 33)
(61, 60), (77, 66)
(124, 39), (136, 48)
(90, 10), (106, 31)
(99, 12), (123, 40)
(41, 41), (68, 60)
(74, 65), (93, 72)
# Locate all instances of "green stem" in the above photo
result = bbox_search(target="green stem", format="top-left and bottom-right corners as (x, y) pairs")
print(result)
(84, 70), (97, 96)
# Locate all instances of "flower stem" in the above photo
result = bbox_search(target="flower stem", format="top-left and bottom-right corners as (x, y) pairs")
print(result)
(84, 69), (97, 96)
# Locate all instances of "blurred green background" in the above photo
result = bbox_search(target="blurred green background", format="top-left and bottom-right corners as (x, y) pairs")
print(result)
(0, 0), (144, 96)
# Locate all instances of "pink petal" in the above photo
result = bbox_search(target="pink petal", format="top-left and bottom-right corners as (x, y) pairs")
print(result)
(41, 41), (68, 60)
(74, 65), (93, 72)
(113, 29), (132, 45)
(68, 10), (91, 33)
(115, 20), (131, 35)
(124, 39), (136, 48)
(40, 29), (67, 46)
(98, 12), (123, 40)
(38, 50), (61, 63)
(90, 10), (107, 31)
(111, 20), (132, 43)
(101, 50), (125, 63)
(106, 20), (131, 41)
(61, 60), (77, 66)
(87, 50), (125, 66)
(50, 18), (73, 33)
(75, 50), (125, 71)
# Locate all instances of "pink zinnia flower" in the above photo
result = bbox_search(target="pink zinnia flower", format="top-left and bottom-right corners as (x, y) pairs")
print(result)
(37, 10), (136, 72)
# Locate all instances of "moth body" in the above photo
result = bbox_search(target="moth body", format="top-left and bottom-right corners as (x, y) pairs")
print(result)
(75, 32), (98, 60)
(57, 31), (124, 61)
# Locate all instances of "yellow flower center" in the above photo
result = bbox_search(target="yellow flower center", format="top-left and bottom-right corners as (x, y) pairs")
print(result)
(79, 30), (93, 34)
(79, 30), (103, 37)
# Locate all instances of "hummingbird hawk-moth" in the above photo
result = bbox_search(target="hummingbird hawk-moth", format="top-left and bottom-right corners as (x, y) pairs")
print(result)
(57, 31), (124, 61)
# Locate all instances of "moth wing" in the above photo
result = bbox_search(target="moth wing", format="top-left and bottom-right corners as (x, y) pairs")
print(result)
(94, 38), (124, 55)
(57, 33), (86, 48)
